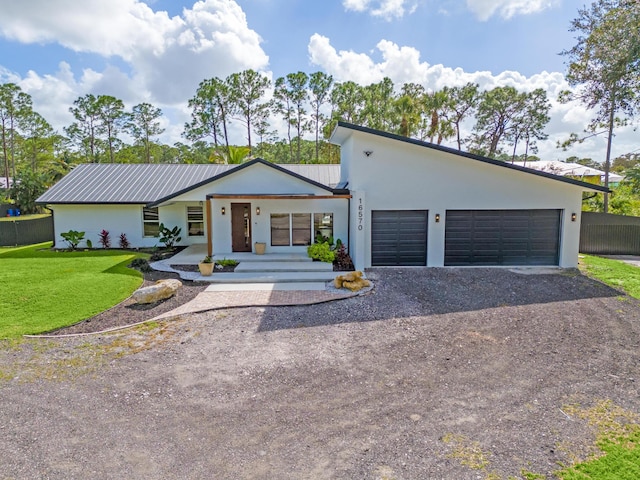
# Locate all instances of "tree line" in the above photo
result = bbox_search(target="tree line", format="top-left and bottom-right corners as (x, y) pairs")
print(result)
(185, 71), (552, 163)
(0, 74), (553, 181)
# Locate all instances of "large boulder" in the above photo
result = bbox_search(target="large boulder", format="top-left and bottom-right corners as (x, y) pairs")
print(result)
(334, 271), (371, 292)
(132, 279), (182, 304)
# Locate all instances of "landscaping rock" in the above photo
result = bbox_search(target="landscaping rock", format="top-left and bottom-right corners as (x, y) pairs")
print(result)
(334, 270), (371, 291)
(132, 279), (182, 304)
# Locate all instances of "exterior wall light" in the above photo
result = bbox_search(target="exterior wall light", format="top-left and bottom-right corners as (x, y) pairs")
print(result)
(256, 206), (261, 215)
(435, 213), (441, 223)
(571, 212), (577, 222)
(221, 206), (225, 215)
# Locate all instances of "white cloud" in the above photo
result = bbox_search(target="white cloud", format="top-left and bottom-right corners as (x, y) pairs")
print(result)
(466, 0), (560, 21)
(0, 0), (269, 104)
(0, 0), (175, 58)
(342, 0), (415, 20)
(0, 0), (271, 146)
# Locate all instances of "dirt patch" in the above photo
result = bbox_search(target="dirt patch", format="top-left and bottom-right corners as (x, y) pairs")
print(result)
(1, 268), (640, 479)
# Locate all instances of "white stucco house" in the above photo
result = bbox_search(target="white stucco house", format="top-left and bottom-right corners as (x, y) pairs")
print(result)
(37, 122), (608, 269)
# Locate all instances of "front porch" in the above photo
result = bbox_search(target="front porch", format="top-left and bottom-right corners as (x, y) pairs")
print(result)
(167, 244), (320, 265)
(152, 244), (340, 290)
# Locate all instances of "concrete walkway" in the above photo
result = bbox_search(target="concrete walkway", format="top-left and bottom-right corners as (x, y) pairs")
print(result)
(602, 255), (640, 267)
(149, 245), (372, 320)
(152, 286), (363, 320)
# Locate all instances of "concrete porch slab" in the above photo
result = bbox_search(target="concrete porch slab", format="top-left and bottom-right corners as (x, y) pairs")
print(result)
(235, 261), (333, 273)
(167, 244), (313, 265)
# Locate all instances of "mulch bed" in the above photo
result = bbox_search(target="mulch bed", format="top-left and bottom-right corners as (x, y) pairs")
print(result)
(47, 270), (209, 336)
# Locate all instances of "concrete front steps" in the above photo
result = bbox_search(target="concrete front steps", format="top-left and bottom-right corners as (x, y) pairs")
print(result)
(154, 248), (340, 289)
(209, 254), (336, 284)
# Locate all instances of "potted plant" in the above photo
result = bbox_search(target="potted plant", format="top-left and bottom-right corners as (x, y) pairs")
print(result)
(254, 242), (266, 255)
(198, 255), (214, 276)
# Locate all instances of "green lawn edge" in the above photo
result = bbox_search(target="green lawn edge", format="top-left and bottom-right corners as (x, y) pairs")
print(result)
(0, 242), (149, 338)
(579, 254), (640, 299)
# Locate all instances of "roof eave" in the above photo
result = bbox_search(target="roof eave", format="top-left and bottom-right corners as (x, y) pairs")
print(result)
(36, 201), (151, 206)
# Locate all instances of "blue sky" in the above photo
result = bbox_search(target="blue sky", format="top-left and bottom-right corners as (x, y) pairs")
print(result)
(0, 0), (635, 162)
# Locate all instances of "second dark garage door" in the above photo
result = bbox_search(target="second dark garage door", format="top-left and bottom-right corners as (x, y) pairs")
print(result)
(371, 210), (428, 266)
(444, 209), (561, 266)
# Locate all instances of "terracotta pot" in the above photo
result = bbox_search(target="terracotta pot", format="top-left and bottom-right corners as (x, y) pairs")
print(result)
(198, 262), (214, 276)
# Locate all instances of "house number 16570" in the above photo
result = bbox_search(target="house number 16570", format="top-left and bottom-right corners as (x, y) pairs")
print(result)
(358, 197), (364, 231)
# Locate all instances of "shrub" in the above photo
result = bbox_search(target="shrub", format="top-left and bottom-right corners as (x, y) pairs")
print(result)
(307, 242), (335, 263)
(86, 239), (93, 249)
(129, 258), (152, 273)
(333, 243), (354, 271)
(118, 233), (130, 249)
(98, 229), (111, 248)
(216, 258), (239, 267)
(149, 247), (162, 261)
(158, 223), (182, 248)
(315, 232), (334, 246)
(60, 230), (85, 250)
(10, 168), (47, 214)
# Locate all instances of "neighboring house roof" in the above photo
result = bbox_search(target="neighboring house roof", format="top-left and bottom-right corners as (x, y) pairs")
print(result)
(36, 160), (341, 205)
(511, 161), (624, 183)
(330, 122), (611, 193)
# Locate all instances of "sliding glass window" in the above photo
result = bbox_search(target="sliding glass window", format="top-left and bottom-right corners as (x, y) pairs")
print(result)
(292, 213), (311, 246)
(271, 214), (290, 246)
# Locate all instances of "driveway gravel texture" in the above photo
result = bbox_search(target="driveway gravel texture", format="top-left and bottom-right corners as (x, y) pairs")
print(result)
(1, 268), (639, 479)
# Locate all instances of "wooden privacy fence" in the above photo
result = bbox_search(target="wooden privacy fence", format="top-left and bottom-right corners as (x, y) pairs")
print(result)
(0, 216), (54, 247)
(580, 212), (640, 255)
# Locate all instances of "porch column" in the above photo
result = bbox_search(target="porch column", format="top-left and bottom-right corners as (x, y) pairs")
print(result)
(351, 190), (366, 271)
(205, 198), (213, 257)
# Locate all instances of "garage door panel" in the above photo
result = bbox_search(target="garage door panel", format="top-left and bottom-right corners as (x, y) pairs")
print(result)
(372, 210), (428, 266)
(444, 209), (560, 266)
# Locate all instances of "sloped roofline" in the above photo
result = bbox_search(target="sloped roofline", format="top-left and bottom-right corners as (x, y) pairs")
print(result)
(331, 121), (610, 193)
(147, 158), (337, 207)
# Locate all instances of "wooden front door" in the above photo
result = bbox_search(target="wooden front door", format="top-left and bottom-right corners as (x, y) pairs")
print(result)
(231, 203), (252, 252)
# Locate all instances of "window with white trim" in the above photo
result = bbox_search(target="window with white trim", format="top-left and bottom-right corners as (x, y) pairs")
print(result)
(143, 207), (160, 237)
(187, 206), (204, 236)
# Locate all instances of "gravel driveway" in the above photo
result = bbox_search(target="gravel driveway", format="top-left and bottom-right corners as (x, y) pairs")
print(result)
(1, 268), (639, 479)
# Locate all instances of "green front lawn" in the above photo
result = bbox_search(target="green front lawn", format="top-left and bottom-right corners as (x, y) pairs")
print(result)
(0, 243), (148, 338)
(579, 254), (640, 299)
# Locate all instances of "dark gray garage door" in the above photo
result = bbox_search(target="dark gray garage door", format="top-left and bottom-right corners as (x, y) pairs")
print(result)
(371, 210), (428, 266)
(444, 209), (561, 266)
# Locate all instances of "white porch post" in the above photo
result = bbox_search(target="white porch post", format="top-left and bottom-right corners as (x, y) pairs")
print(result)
(351, 190), (366, 271)
(205, 198), (213, 257)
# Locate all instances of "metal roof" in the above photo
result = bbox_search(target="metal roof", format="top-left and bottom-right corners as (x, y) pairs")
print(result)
(511, 161), (624, 183)
(36, 162), (342, 205)
(282, 164), (341, 189)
